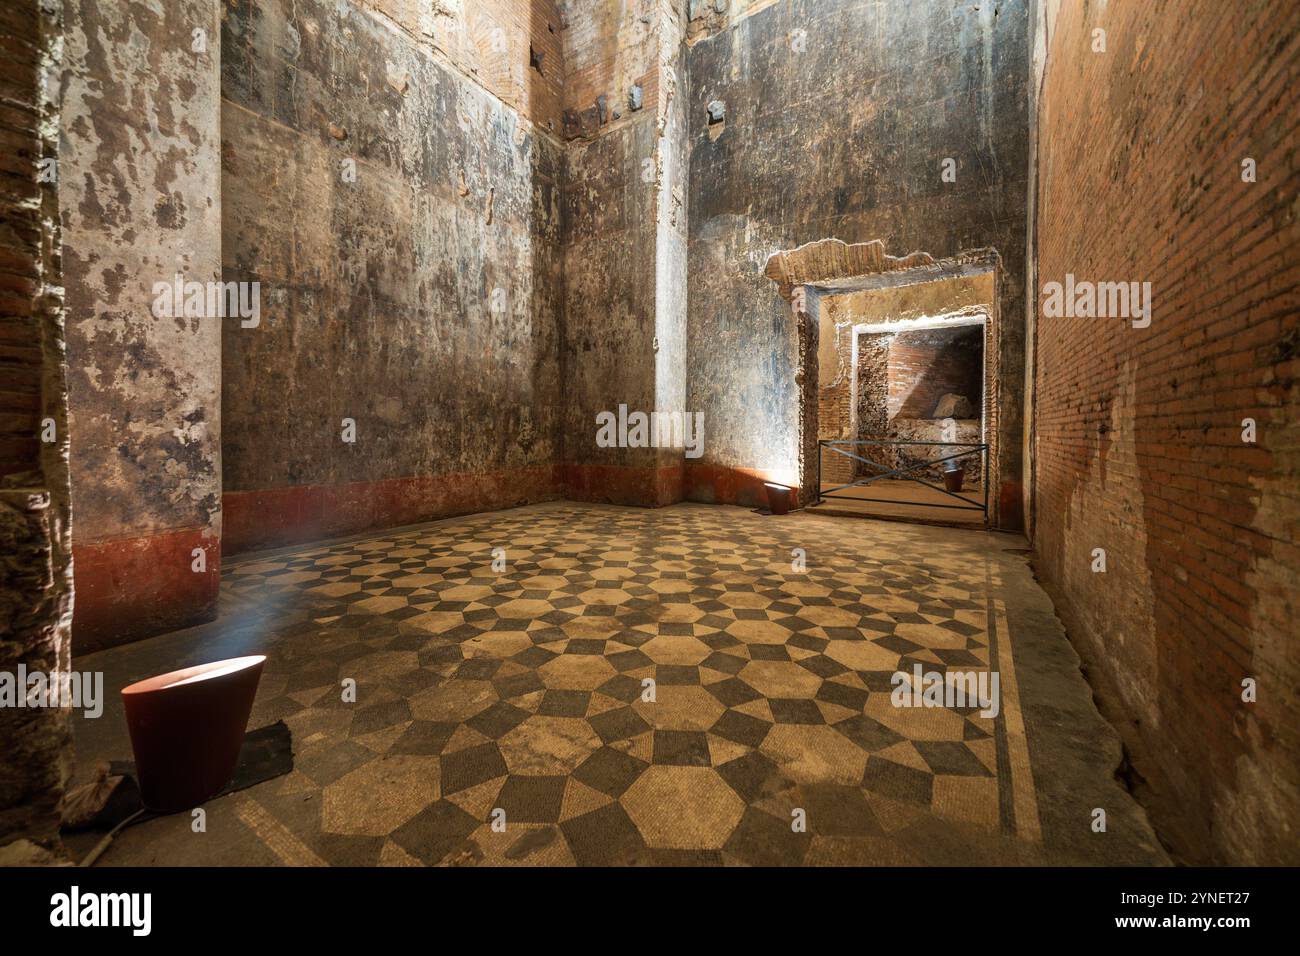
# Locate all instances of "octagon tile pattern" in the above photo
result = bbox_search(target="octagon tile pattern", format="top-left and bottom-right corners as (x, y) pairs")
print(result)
(73, 502), (1169, 866)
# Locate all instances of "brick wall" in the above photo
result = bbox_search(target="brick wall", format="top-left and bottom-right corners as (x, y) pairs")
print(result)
(556, 0), (658, 138)
(0, 3), (46, 480)
(1033, 0), (1300, 864)
(821, 323), (984, 488)
(356, 0), (566, 133)
(888, 326), (983, 421)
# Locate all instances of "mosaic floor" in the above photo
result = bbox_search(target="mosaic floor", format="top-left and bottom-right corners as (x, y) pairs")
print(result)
(71, 502), (1168, 866)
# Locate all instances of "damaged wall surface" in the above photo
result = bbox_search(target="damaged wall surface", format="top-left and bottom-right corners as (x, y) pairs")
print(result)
(46, 0), (1036, 651)
(684, 0), (1029, 516)
(560, 113), (664, 501)
(558, 0), (688, 506)
(59, 0), (224, 652)
(1033, 0), (1300, 865)
(0, 0), (73, 862)
(220, 0), (566, 552)
(13, 0), (1296, 877)
(886, 325), (983, 421)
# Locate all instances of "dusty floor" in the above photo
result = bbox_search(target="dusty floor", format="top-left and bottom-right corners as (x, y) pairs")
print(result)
(68, 502), (1167, 866)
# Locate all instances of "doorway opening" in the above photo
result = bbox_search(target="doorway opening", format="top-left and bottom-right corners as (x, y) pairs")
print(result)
(763, 239), (1002, 527)
(819, 273), (992, 525)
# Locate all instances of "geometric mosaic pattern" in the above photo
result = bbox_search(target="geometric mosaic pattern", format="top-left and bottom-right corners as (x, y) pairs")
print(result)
(212, 502), (1038, 865)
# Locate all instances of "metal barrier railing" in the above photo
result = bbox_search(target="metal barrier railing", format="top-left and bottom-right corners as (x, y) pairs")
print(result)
(817, 438), (989, 523)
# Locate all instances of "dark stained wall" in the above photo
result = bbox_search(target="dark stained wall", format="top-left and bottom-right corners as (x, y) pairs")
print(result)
(220, 0), (566, 552)
(48, 0), (1033, 655)
(684, 0), (1030, 515)
(560, 113), (663, 500)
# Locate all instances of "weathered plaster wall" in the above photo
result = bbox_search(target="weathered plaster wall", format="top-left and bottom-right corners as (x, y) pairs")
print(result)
(685, 0), (1029, 516)
(653, 48), (690, 502)
(220, 0), (565, 552)
(558, 0), (689, 505)
(46, 1), (1034, 656)
(1033, 0), (1300, 864)
(60, 0), (223, 652)
(559, 112), (664, 501)
(0, 0), (74, 863)
(820, 270), (993, 376)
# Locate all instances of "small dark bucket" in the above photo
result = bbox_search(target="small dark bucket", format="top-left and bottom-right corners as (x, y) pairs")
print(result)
(121, 656), (265, 812)
(764, 482), (793, 515)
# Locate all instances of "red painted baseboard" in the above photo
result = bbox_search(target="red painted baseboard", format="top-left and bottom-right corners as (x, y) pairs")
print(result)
(71, 461), (805, 654)
(998, 479), (1024, 532)
(222, 465), (560, 556)
(559, 462), (683, 507)
(73, 527), (220, 655)
(684, 462), (798, 509)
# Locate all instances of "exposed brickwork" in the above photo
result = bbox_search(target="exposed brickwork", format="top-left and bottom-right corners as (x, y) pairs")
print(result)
(1033, 0), (1300, 864)
(0, 0), (73, 862)
(556, 0), (659, 140)
(888, 327), (982, 421)
(823, 324), (984, 487)
(0, 1), (45, 480)
(817, 321), (985, 487)
(356, 0), (566, 134)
